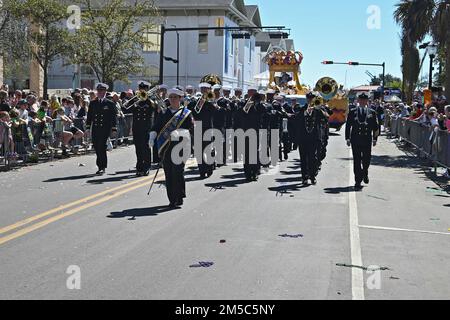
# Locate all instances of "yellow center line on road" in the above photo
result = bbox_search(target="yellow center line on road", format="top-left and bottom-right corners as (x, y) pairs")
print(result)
(0, 175), (154, 235)
(0, 172), (166, 247)
(0, 158), (197, 247)
(0, 159), (197, 236)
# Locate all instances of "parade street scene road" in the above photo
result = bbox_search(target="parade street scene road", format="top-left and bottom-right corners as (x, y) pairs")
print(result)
(0, 0), (450, 303)
(0, 132), (449, 300)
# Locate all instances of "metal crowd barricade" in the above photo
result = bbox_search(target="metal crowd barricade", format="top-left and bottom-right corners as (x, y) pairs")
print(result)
(385, 114), (450, 171)
(0, 113), (141, 171)
(0, 122), (10, 168)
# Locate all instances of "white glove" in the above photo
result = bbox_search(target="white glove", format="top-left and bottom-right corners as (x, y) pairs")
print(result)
(148, 131), (157, 148)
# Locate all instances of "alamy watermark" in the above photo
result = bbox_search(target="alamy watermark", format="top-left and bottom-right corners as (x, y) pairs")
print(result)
(366, 265), (382, 290)
(66, 265), (81, 290)
(367, 5), (381, 30)
(67, 5), (81, 30)
(168, 121), (280, 166)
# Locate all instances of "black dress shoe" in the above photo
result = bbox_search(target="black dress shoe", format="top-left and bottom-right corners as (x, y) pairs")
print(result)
(175, 199), (183, 206)
(96, 169), (105, 175)
(143, 170), (150, 176)
(168, 203), (178, 209)
(363, 176), (369, 184)
(311, 178), (317, 185)
(354, 183), (363, 190)
(302, 179), (309, 186)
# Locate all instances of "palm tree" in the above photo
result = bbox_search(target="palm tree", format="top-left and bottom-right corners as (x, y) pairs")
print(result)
(394, 0), (450, 97)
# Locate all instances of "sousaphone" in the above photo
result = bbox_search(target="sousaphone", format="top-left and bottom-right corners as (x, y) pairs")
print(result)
(315, 77), (338, 101)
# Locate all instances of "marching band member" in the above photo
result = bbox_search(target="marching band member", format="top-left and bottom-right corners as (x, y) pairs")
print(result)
(149, 88), (194, 209)
(86, 83), (118, 175)
(236, 87), (265, 182)
(123, 81), (158, 177)
(187, 82), (216, 179)
(294, 91), (327, 185)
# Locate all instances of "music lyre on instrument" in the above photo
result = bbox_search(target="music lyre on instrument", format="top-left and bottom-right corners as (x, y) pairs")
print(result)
(243, 96), (255, 114)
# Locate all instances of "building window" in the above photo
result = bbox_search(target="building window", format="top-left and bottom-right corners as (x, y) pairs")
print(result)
(198, 29), (208, 53)
(143, 26), (161, 53)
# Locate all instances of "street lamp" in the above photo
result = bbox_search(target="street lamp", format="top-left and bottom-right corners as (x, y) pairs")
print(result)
(427, 43), (438, 90)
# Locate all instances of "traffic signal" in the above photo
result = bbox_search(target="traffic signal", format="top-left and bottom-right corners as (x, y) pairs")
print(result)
(322, 61), (334, 64)
(348, 61), (360, 65)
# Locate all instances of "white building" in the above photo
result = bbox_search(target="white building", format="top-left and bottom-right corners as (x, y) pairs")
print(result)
(48, 0), (267, 92)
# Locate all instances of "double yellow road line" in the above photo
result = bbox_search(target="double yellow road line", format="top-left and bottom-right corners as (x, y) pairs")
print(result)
(0, 171), (166, 247)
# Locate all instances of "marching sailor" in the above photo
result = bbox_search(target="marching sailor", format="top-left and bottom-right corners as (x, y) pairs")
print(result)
(149, 88), (194, 208)
(187, 82), (216, 179)
(294, 91), (328, 185)
(86, 83), (118, 175)
(345, 92), (379, 190)
(123, 81), (158, 176)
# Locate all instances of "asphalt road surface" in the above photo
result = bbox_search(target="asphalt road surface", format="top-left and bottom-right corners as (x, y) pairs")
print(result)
(0, 132), (449, 300)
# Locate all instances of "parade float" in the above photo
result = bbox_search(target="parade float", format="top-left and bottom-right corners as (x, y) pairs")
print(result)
(264, 47), (307, 94)
(263, 48), (349, 129)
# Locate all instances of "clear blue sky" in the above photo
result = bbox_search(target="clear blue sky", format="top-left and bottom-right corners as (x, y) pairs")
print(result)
(252, 0), (407, 89)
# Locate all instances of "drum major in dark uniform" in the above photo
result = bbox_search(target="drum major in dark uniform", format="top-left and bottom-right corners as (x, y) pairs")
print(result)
(345, 93), (379, 190)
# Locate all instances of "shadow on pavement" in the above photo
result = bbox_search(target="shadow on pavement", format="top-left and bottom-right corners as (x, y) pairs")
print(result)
(205, 178), (249, 190)
(107, 206), (178, 220)
(43, 174), (97, 182)
(86, 174), (137, 185)
(268, 183), (309, 195)
(324, 186), (360, 194)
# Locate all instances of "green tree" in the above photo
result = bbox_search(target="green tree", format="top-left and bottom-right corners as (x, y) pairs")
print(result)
(370, 73), (402, 87)
(9, 0), (72, 99)
(70, 0), (160, 90)
(394, 0), (450, 96)
(400, 32), (420, 103)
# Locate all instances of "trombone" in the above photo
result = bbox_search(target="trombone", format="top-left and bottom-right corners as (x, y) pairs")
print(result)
(194, 91), (215, 113)
(123, 85), (163, 109)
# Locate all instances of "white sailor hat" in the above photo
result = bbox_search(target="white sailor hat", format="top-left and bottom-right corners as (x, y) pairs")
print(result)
(222, 85), (232, 91)
(212, 84), (222, 90)
(159, 84), (169, 90)
(175, 85), (184, 91)
(266, 89), (276, 94)
(274, 95), (284, 101)
(234, 87), (243, 92)
(258, 90), (266, 95)
(185, 85), (194, 90)
(247, 86), (258, 91)
(167, 88), (184, 97)
(96, 83), (109, 90)
(199, 82), (212, 89)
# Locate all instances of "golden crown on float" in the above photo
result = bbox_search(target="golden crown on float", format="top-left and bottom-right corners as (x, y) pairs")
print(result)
(264, 49), (306, 94)
(266, 50), (303, 69)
